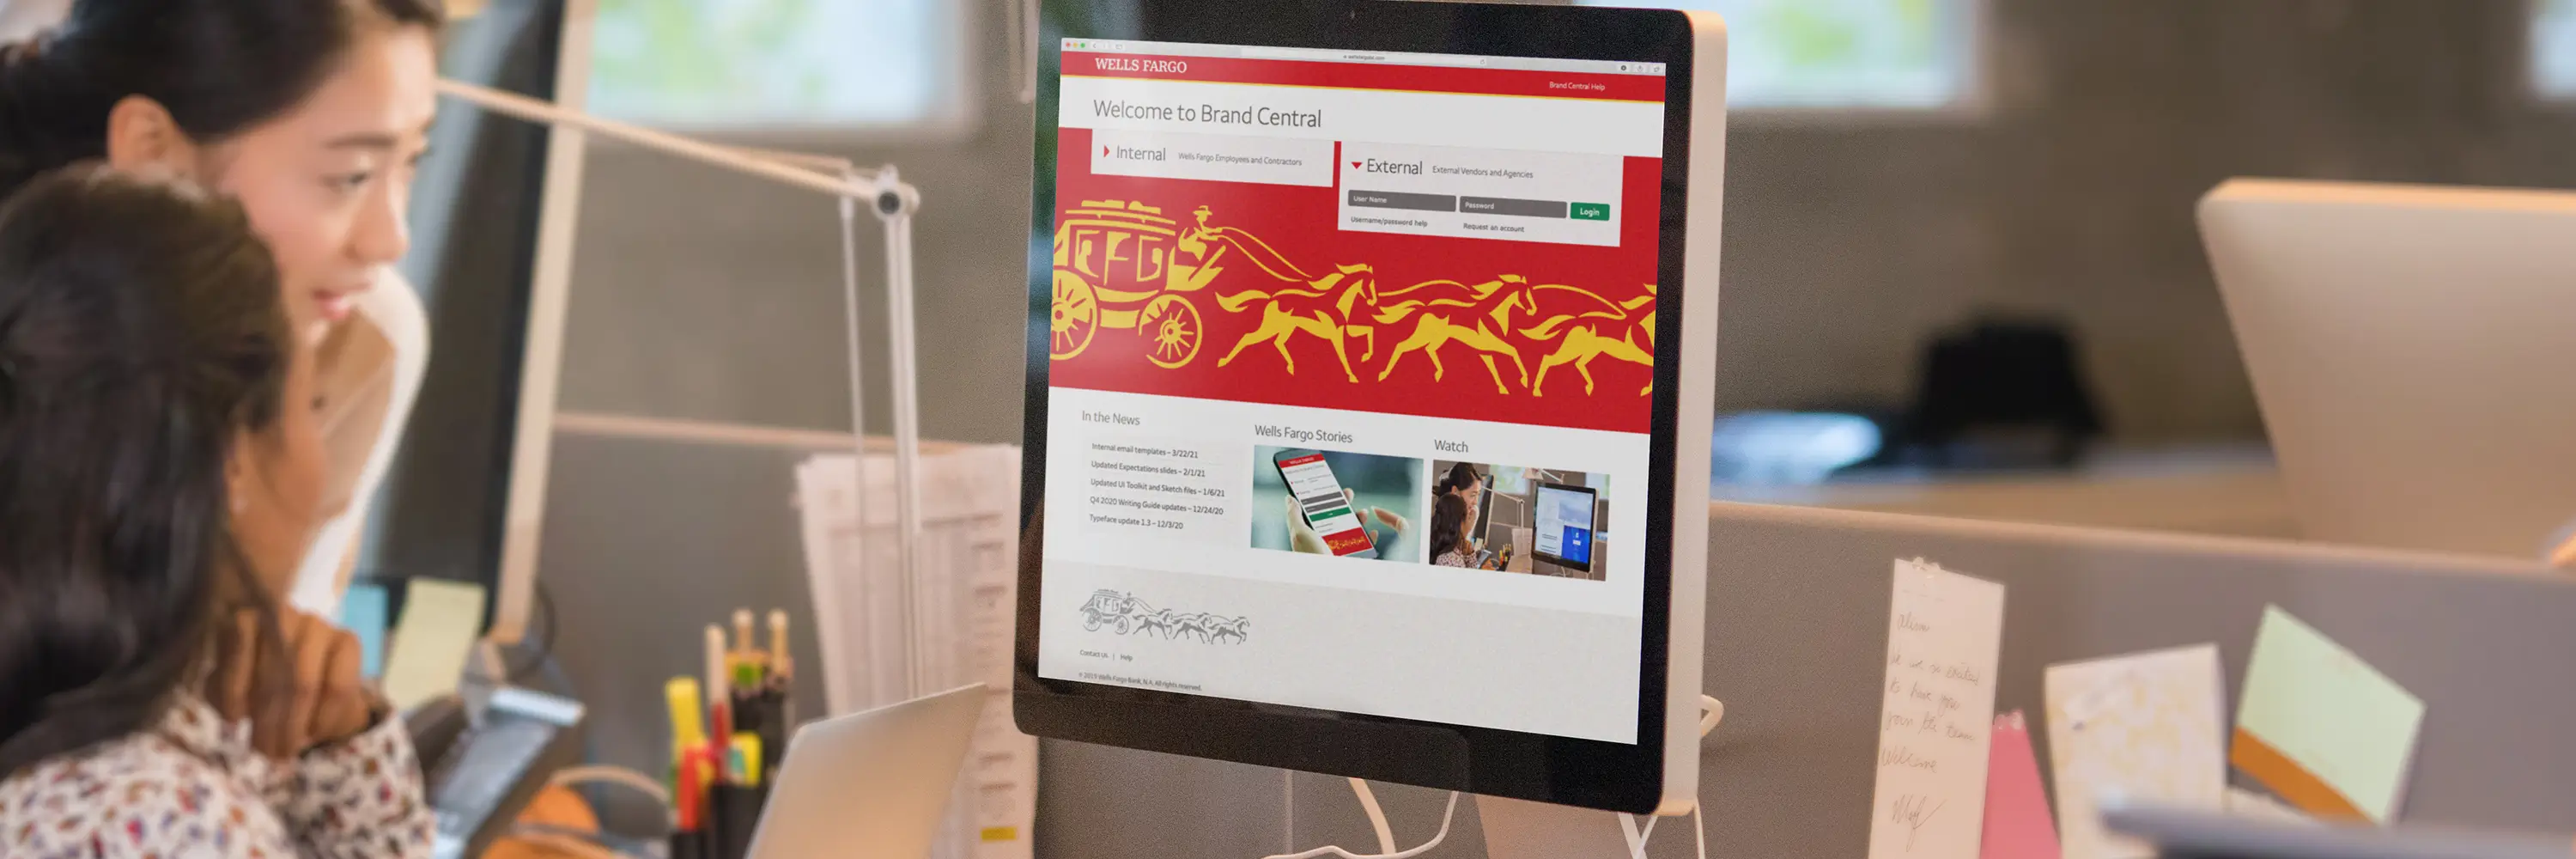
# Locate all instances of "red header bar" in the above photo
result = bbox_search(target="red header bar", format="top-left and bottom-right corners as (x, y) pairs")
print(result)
(1064, 52), (1666, 103)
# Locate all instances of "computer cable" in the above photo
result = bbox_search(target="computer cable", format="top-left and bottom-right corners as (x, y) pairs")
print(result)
(1259, 783), (1460, 859)
(1258, 695), (1723, 859)
(1622, 694), (1724, 859)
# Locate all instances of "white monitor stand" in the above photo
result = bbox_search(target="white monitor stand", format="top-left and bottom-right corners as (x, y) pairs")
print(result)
(1282, 698), (1722, 859)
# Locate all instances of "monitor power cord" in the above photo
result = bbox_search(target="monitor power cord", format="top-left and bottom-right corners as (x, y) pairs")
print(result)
(1260, 695), (1723, 859)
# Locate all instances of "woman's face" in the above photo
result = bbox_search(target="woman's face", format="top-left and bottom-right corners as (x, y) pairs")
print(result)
(200, 24), (439, 346)
(231, 321), (333, 603)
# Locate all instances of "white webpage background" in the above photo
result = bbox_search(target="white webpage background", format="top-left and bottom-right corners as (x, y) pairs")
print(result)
(1038, 558), (1642, 743)
(1040, 388), (1650, 742)
(1048, 387), (1648, 615)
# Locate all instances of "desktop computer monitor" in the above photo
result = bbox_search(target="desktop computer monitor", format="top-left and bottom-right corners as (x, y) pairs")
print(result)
(2201, 180), (2576, 560)
(1017, 0), (1725, 814)
(1533, 482), (1600, 575)
(357, 0), (590, 643)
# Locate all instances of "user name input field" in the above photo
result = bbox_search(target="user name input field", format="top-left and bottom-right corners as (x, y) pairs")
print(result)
(1338, 142), (1624, 247)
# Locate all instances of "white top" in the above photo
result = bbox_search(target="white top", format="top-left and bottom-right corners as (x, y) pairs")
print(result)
(0, 0), (72, 43)
(288, 269), (430, 617)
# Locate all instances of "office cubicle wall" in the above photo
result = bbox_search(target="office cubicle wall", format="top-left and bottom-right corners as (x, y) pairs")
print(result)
(1040, 503), (2575, 858)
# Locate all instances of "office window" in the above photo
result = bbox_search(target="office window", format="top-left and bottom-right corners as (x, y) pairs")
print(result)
(1574, 0), (1979, 111)
(587, 0), (969, 131)
(2540, 0), (2576, 98)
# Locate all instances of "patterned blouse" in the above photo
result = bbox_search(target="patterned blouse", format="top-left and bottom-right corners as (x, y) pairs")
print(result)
(0, 696), (434, 858)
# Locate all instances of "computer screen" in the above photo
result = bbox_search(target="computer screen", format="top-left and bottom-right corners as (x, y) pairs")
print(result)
(1534, 483), (1599, 570)
(354, 0), (574, 642)
(1034, 34), (1668, 746)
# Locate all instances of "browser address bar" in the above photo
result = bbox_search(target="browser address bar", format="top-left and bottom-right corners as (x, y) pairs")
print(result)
(1240, 46), (1488, 68)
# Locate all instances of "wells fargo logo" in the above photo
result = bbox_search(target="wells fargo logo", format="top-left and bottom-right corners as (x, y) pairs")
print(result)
(1049, 200), (1656, 396)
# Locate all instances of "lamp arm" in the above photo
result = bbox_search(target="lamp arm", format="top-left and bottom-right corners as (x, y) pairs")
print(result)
(434, 78), (918, 210)
(440, 76), (937, 696)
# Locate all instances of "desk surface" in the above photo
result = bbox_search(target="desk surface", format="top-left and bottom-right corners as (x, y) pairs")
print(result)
(1716, 448), (2293, 539)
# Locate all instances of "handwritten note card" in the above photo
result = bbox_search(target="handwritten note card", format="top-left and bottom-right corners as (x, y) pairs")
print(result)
(1868, 559), (2008, 859)
(2043, 645), (2227, 859)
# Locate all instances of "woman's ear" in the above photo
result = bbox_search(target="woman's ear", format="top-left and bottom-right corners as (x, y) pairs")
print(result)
(103, 95), (202, 180)
(224, 436), (252, 515)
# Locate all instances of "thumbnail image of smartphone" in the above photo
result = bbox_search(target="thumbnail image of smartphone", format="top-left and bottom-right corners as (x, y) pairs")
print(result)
(1273, 450), (1381, 559)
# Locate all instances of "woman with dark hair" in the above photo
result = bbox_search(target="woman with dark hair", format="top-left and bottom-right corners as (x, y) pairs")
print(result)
(1434, 462), (1485, 557)
(0, 168), (432, 856)
(0, 0), (445, 613)
(1428, 494), (1474, 568)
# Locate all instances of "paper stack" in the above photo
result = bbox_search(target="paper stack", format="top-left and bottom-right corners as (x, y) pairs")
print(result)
(794, 445), (1034, 859)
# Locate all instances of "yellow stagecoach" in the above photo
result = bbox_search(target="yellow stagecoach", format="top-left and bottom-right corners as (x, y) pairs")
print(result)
(1050, 200), (1219, 369)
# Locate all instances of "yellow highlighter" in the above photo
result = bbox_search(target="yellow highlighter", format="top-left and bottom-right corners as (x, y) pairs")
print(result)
(728, 732), (764, 786)
(665, 677), (715, 788)
(666, 677), (707, 751)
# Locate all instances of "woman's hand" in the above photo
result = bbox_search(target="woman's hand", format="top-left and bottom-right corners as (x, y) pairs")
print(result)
(1285, 490), (1407, 554)
(208, 608), (378, 759)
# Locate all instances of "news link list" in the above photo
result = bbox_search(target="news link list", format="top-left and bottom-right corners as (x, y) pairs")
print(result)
(1084, 439), (1234, 542)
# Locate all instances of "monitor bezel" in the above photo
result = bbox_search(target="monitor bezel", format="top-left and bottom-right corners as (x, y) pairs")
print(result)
(1016, 0), (1701, 814)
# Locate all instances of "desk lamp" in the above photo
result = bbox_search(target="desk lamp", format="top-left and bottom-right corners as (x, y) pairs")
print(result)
(435, 80), (940, 696)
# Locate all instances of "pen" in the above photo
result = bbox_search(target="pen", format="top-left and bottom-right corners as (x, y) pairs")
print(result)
(705, 624), (732, 762)
(767, 609), (792, 684)
(665, 677), (707, 756)
(767, 609), (796, 732)
(665, 675), (714, 812)
(732, 608), (756, 662)
(673, 751), (702, 855)
(726, 733), (763, 786)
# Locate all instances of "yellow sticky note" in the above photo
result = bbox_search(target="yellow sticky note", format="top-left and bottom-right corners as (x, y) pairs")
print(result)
(381, 580), (489, 710)
(2231, 606), (2425, 825)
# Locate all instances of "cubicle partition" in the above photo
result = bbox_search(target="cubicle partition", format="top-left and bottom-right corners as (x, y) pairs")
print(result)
(1039, 502), (2576, 858)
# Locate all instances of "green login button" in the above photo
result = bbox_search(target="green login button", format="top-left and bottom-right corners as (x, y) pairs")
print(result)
(1571, 202), (1612, 221)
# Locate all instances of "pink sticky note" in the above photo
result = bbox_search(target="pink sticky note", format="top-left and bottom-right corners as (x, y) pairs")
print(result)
(1983, 711), (2061, 859)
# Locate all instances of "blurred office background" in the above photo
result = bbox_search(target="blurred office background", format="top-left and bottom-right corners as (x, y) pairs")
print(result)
(9, 0), (2566, 621)
(526, 0), (2576, 543)
(521, 0), (2576, 784)
(9, 0), (2569, 771)
(11, 0), (2561, 547)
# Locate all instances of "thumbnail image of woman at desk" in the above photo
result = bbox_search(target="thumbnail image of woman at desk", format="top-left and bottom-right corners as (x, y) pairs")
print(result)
(0, 0), (447, 616)
(0, 170), (433, 857)
(1430, 495), (1477, 568)
(1435, 462), (1487, 557)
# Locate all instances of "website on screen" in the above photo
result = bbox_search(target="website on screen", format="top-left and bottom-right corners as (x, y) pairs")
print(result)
(1038, 39), (1668, 743)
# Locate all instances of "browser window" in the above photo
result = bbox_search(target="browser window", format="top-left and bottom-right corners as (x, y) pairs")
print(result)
(1039, 38), (1668, 743)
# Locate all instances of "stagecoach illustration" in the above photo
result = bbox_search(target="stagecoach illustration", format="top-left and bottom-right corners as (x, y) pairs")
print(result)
(1078, 589), (1143, 633)
(1051, 201), (1327, 369)
(1051, 200), (1215, 369)
(1051, 198), (1659, 396)
(1075, 589), (1250, 643)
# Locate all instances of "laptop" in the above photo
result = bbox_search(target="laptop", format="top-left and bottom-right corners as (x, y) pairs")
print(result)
(2200, 180), (2576, 559)
(2103, 801), (2570, 859)
(744, 684), (987, 859)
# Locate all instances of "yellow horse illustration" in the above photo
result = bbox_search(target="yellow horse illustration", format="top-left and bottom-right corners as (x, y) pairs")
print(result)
(1523, 283), (1657, 396)
(1213, 264), (1382, 382)
(1370, 275), (1541, 394)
